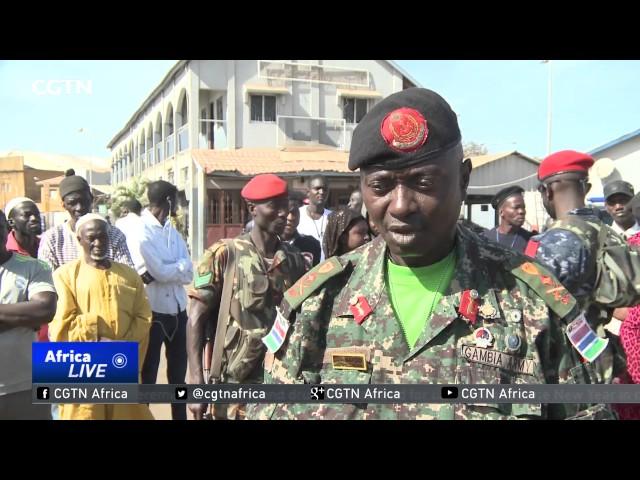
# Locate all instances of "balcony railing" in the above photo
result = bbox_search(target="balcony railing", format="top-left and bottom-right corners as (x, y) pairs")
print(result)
(198, 120), (227, 149)
(156, 142), (163, 164)
(177, 125), (189, 152)
(276, 115), (346, 150)
(165, 133), (175, 159)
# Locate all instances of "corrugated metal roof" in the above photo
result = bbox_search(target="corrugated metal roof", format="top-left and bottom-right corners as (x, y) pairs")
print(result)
(0, 151), (110, 172)
(588, 128), (640, 156)
(470, 151), (539, 169)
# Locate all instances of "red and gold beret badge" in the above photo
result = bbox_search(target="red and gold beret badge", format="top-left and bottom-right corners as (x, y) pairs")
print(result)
(380, 107), (428, 153)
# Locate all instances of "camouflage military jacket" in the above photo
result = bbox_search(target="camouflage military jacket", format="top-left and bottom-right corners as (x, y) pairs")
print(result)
(189, 233), (306, 332)
(247, 225), (615, 420)
(534, 208), (600, 308)
(534, 209), (628, 385)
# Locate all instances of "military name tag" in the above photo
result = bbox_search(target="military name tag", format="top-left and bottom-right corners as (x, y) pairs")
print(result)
(461, 345), (536, 376)
(331, 353), (368, 371)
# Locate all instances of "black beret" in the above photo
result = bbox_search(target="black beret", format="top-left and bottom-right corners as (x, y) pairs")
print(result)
(491, 186), (524, 210)
(604, 180), (634, 201)
(59, 174), (90, 199)
(348, 87), (462, 171)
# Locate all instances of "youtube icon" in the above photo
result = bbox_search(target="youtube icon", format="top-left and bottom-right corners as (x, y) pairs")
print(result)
(441, 386), (459, 399)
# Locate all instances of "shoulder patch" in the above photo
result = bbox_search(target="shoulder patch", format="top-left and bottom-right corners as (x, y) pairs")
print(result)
(283, 256), (346, 311)
(511, 260), (576, 318)
(193, 241), (228, 289)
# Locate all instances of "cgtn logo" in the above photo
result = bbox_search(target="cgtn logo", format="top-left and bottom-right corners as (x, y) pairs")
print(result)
(33, 342), (138, 384)
(32, 79), (93, 96)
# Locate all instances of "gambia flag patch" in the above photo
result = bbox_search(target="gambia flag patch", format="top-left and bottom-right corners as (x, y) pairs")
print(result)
(566, 313), (609, 363)
(262, 308), (290, 354)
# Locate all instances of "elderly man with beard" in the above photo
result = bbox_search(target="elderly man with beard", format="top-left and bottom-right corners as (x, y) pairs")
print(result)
(49, 214), (153, 420)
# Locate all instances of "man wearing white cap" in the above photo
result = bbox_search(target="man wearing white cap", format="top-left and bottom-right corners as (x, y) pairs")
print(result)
(49, 213), (153, 420)
(0, 209), (56, 419)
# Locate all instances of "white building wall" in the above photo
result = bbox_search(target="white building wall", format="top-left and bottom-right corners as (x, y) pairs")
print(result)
(590, 136), (640, 203)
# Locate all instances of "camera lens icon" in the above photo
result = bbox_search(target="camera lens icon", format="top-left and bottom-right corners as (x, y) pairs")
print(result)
(112, 353), (128, 369)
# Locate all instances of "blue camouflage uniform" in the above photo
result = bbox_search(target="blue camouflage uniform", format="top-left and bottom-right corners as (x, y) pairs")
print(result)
(533, 207), (598, 307)
(533, 207), (625, 385)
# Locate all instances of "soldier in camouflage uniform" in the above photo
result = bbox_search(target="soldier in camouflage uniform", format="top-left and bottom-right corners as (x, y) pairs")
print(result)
(531, 151), (600, 305)
(247, 88), (616, 420)
(531, 150), (627, 387)
(187, 174), (306, 420)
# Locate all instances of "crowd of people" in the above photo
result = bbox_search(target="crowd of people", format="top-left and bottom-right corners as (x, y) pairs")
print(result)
(1, 87), (640, 420)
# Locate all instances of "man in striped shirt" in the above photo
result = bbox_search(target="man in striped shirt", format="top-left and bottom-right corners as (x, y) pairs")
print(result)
(38, 171), (133, 271)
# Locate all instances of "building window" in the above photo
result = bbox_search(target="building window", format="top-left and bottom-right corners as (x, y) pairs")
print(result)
(207, 190), (246, 225)
(200, 108), (207, 136)
(250, 95), (276, 122)
(343, 97), (368, 124)
(167, 169), (174, 185)
(216, 97), (224, 120)
(208, 191), (221, 224)
(224, 190), (244, 224)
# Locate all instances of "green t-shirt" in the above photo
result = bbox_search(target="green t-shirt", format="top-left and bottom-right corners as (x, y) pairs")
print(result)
(386, 251), (456, 349)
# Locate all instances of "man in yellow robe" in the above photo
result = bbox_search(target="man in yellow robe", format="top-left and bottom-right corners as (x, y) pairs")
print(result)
(50, 214), (154, 420)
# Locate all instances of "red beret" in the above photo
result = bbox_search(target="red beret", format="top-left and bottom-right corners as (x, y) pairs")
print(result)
(538, 150), (594, 181)
(241, 174), (288, 201)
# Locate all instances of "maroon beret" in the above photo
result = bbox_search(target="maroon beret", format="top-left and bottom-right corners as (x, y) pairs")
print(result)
(538, 150), (594, 181)
(241, 174), (288, 201)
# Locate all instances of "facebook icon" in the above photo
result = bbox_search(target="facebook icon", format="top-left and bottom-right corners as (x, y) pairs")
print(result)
(36, 387), (49, 400)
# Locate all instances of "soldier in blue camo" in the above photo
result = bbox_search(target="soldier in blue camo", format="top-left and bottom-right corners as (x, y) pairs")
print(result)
(533, 150), (626, 385)
(246, 90), (616, 420)
(534, 207), (598, 303)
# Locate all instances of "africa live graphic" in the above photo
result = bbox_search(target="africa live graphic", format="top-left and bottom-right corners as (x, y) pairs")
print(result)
(32, 342), (139, 383)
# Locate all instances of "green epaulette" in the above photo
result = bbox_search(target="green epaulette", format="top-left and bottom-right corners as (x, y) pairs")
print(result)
(510, 259), (577, 319)
(281, 256), (346, 315)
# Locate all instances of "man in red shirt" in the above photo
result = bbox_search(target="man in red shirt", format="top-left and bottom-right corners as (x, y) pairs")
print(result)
(4, 197), (47, 341)
(5, 197), (42, 258)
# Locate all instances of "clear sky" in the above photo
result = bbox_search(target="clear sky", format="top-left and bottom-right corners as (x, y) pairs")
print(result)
(1, 60), (638, 160)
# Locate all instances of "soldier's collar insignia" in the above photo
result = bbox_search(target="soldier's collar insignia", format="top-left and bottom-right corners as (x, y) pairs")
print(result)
(479, 302), (498, 321)
(459, 289), (480, 325)
(350, 296), (373, 325)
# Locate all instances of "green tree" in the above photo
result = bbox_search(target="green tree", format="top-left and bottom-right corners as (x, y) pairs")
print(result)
(109, 177), (150, 219)
(463, 141), (488, 157)
(109, 176), (188, 243)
